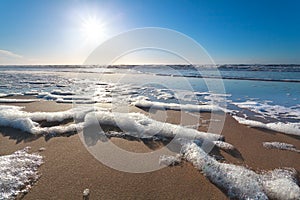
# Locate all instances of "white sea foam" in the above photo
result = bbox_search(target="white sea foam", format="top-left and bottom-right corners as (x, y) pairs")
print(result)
(32, 122), (84, 135)
(8, 92), (23, 96)
(213, 141), (235, 151)
(38, 92), (61, 100)
(56, 99), (97, 104)
(233, 101), (300, 120)
(263, 142), (300, 153)
(157, 93), (174, 100)
(182, 142), (300, 200)
(1, 105), (299, 200)
(132, 99), (225, 112)
(261, 168), (300, 199)
(0, 147), (43, 199)
(2, 105), (90, 122)
(182, 142), (267, 199)
(0, 105), (24, 111)
(24, 90), (39, 95)
(85, 111), (223, 141)
(37, 91), (99, 104)
(0, 98), (39, 103)
(233, 116), (300, 136)
(159, 154), (181, 166)
(0, 105), (222, 141)
(203, 93), (231, 103)
(156, 89), (174, 100)
(50, 89), (75, 96)
(0, 105), (92, 134)
(0, 105), (38, 133)
(0, 93), (11, 98)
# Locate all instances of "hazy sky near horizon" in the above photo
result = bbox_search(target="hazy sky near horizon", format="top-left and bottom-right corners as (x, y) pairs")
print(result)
(0, 0), (299, 65)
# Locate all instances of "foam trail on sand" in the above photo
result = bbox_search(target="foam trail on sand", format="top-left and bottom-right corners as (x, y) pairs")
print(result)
(0, 98), (39, 103)
(0, 105), (24, 111)
(85, 111), (223, 141)
(0, 105), (38, 133)
(263, 142), (300, 153)
(1, 105), (300, 199)
(159, 154), (181, 166)
(260, 168), (300, 200)
(133, 99), (225, 112)
(0, 105), (223, 142)
(0, 147), (43, 199)
(212, 141), (235, 151)
(28, 107), (93, 122)
(32, 122), (85, 135)
(0, 105), (91, 134)
(182, 142), (267, 199)
(181, 142), (300, 200)
(232, 116), (300, 136)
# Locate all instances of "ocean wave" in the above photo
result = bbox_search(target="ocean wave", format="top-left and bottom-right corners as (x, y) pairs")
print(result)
(0, 66), (298, 137)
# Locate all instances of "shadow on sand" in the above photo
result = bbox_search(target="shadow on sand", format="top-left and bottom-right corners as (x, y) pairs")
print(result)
(0, 127), (42, 144)
(252, 127), (300, 140)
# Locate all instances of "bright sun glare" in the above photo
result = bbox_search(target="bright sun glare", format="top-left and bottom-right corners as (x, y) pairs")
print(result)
(81, 15), (107, 43)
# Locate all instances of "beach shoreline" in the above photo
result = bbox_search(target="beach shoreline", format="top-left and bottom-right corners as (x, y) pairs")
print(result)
(0, 98), (300, 199)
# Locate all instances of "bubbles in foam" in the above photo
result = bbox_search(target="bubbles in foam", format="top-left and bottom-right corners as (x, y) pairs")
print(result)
(159, 154), (181, 166)
(0, 147), (43, 199)
(232, 116), (300, 136)
(182, 142), (300, 200)
(233, 101), (300, 121)
(263, 142), (300, 153)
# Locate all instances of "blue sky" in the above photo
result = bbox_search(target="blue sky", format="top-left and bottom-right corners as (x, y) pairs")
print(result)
(0, 0), (299, 64)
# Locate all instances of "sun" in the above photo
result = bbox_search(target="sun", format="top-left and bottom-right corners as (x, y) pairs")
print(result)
(81, 15), (107, 43)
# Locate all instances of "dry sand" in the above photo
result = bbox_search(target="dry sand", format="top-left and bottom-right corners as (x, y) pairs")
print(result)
(0, 99), (300, 199)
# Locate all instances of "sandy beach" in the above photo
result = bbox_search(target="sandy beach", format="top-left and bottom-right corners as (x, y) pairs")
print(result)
(0, 98), (300, 199)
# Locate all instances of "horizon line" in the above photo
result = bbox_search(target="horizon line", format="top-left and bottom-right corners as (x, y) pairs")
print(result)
(1, 63), (300, 66)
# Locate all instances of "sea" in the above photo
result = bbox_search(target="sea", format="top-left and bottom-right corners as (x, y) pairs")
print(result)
(0, 64), (299, 135)
(1, 64), (300, 199)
